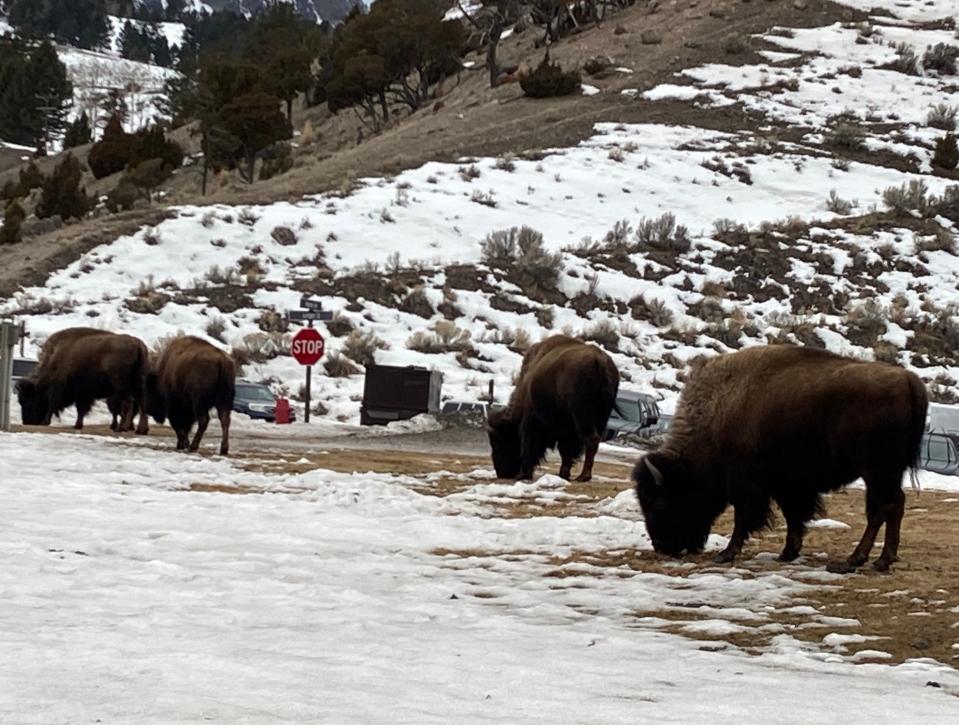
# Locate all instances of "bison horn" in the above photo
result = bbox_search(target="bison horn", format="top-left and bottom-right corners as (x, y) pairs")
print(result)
(645, 457), (665, 487)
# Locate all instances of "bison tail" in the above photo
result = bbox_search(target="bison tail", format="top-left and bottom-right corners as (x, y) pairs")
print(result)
(217, 359), (236, 410)
(598, 357), (620, 418)
(906, 373), (929, 492)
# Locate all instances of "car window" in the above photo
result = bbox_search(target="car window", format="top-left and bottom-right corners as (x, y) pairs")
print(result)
(236, 385), (275, 402)
(928, 437), (950, 462)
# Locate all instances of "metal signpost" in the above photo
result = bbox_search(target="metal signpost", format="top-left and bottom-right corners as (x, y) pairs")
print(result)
(288, 297), (332, 423)
(0, 319), (21, 432)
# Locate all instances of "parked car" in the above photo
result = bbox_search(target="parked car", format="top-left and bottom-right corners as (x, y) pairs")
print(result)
(919, 431), (959, 476)
(603, 390), (662, 441)
(232, 381), (295, 423)
(441, 401), (499, 416)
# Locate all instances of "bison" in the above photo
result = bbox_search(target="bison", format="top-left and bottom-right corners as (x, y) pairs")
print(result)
(146, 335), (235, 455)
(633, 345), (928, 573)
(17, 328), (150, 433)
(487, 335), (619, 482)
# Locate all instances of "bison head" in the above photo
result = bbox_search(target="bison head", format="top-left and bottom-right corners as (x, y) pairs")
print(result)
(633, 452), (716, 556)
(16, 378), (52, 426)
(144, 372), (166, 423)
(487, 408), (521, 479)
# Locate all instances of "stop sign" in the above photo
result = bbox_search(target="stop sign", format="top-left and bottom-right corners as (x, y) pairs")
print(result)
(291, 327), (325, 365)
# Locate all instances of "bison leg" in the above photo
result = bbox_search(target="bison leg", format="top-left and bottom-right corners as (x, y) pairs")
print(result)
(134, 397), (150, 435)
(778, 520), (806, 562)
(872, 488), (905, 572)
(119, 400), (136, 432)
(74, 399), (94, 430)
(517, 419), (547, 481)
(715, 484), (771, 564)
(190, 413), (210, 452)
(217, 407), (231, 456)
(828, 491), (885, 574)
(574, 435), (600, 483)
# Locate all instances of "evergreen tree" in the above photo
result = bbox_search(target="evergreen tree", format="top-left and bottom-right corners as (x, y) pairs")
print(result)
(0, 199), (26, 245)
(219, 91), (290, 183)
(28, 41), (74, 144)
(18, 161), (44, 195)
(63, 112), (93, 149)
(36, 153), (91, 220)
(120, 21), (152, 63)
(0, 40), (72, 148)
(8, 0), (110, 51)
(88, 114), (133, 178)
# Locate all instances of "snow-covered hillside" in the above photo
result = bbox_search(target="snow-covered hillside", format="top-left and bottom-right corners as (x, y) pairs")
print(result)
(5, 0), (959, 423)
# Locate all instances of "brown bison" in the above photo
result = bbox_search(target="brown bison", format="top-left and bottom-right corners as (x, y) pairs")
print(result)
(146, 336), (235, 455)
(633, 345), (928, 573)
(17, 328), (150, 433)
(488, 335), (619, 482)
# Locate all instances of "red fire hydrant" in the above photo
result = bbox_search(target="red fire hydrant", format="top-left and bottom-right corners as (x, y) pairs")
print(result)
(275, 397), (291, 425)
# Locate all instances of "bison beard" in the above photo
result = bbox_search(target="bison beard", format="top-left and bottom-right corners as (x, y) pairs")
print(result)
(146, 336), (235, 456)
(487, 335), (619, 482)
(633, 345), (928, 573)
(17, 329), (150, 434)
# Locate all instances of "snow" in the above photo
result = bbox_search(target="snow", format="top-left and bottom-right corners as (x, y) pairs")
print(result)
(2, 431), (959, 721)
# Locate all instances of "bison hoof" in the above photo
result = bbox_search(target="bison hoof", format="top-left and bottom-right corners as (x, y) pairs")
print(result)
(871, 558), (894, 573)
(136, 427), (149, 436)
(712, 549), (736, 565)
(825, 560), (859, 574)
(778, 548), (801, 563)
(574, 473), (592, 483)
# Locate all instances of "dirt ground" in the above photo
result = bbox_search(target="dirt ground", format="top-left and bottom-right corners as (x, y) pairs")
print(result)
(18, 421), (959, 668)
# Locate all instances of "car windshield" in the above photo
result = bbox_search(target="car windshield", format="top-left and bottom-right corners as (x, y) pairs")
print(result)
(616, 401), (644, 423)
(237, 385), (275, 402)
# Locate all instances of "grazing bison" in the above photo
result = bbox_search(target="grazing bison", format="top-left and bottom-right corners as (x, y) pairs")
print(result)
(488, 335), (619, 482)
(633, 345), (928, 573)
(146, 336), (235, 455)
(17, 328), (150, 433)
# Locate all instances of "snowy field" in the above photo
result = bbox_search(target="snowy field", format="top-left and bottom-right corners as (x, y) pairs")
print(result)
(1, 431), (959, 723)
(7, 1), (959, 420)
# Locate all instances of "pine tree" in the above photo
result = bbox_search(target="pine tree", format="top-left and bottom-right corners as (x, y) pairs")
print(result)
(88, 114), (133, 179)
(0, 40), (72, 148)
(36, 153), (91, 221)
(27, 41), (74, 146)
(219, 91), (290, 183)
(18, 161), (44, 195)
(120, 21), (151, 63)
(63, 112), (93, 149)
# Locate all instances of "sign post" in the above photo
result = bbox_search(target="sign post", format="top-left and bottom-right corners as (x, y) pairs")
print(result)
(288, 297), (332, 423)
(0, 319), (21, 432)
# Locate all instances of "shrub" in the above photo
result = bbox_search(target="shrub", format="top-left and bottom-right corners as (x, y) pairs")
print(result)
(917, 228), (956, 254)
(630, 295), (673, 326)
(535, 306), (555, 328)
(206, 317), (228, 342)
(873, 340), (900, 364)
(235, 332), (282, 363)
(88, 115), (135, 179)
(300, 119), (315, 147)
(470, 189), (497, 207)
(495, 154), (516, 172)
(125, 158), (169, 201)
(845, 299), (887, 347)
(581, 319), (620, 351)
(519, 58), (582, 98)
(922, 43), (959, 75)
(325, 312), (354, 337)
(406, 321), (473, 354)
(0, 199), (26, 244)
(35, 154), (91, 221)
(890, 42), (919, 75)
(257, 311), (289, 334)
(399, 286), (435, 318)
(927, 103), (957, 131)
(827, 123), (866, 150)
(882, 180), (931, 215)
(260, 142), (294, 181)
(933, 133), (959, 169)
(459, 164), (481, 182)
(342, 329), (388, 366)
(635, 212), (691, 252)
(18, 161), (44, 194)
(481, 225), (564, 294)
(324, 352), (359, 377)
(826, 190), (854, 214)
(106, 179), (139, 212)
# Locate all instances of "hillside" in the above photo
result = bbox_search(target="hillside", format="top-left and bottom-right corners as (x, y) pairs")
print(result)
(4, 0), (959, 424)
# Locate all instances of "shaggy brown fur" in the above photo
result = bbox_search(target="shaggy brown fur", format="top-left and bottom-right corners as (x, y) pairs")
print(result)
(633, 345), (928, 573)
(146, 336), (235, 455)
(488, 335), (619, 481)
(18, 329), (149, 433)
